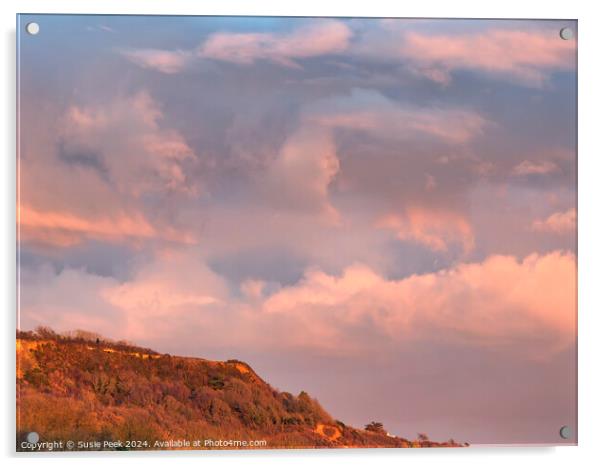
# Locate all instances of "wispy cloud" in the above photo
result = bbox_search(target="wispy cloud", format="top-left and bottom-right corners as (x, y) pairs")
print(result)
(513, 160), (559, 176)
(121, 20), (352, 73)
(306, 89), (488, 144)
(199, 20), (352, 67)
(120, 48), (192, 74)
(86, 24), (116, 33)
(19, 204), (196, 248)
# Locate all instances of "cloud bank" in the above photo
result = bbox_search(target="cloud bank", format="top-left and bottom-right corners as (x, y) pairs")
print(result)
(21, 249), (576, 359)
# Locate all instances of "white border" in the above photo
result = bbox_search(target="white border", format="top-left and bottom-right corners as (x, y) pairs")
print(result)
(3, 1), (601, 465)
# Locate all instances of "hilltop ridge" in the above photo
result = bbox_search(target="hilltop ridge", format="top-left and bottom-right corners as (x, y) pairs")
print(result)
(17, 328), (466, 451)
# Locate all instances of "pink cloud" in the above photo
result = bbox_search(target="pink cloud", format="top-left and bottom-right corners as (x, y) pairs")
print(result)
(240, 279), (266, 300)
(121, 48), (191, 74)
(377, 207), (475, 253)
(18, 205), (195, 247)
(19, 265), (121, 333)
(264, 125), (340, 222)
(61, 91), (197, 196)
(94, 251), (231, 341)
(255, 89), (487, 233)
(263, 251), (576, 356)
(532, 208), (576, 234)
(21, 249), (575, 359)
(20, 251), (228, 342)
(199, 20), (352, 67)
(19, 91), (200, 248)
(400, 29), (575, 87)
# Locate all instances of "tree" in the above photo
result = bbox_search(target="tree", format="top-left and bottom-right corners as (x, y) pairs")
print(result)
(365, 421), (385, 434)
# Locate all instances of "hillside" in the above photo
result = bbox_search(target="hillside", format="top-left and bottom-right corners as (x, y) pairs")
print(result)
(16, 329), (465, 451)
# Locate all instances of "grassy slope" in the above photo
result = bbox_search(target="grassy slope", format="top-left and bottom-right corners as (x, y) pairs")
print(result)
(16, 332), (464, 450)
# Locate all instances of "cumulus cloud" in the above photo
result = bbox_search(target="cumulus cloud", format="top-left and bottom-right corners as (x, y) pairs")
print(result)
(19, 91), (200, 248)
(532, 208), (576, 234)
(263, 250), (576, 355)
(101, 252), (229, 340)
(263, 124), (340, 221)
(253, 88), (486, 229)
(255, 89), (486, 243)
(61, 91), (197, 196)
(21, 249), (576, 359)
(399, 29), (575, 87)
(20, 251), (229, 342)
(19, 264), (121, 332)
(120, 48), (192, 74)
(199, 20), (352, 67)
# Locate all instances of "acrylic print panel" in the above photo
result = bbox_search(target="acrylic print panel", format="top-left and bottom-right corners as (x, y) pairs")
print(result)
(16, 15), (577, 451)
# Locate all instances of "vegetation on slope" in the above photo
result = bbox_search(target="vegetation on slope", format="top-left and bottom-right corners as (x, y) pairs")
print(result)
(16, 328), (465, 451)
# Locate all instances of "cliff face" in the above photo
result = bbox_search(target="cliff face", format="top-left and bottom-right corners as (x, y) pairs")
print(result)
(16, 333), (464, 451)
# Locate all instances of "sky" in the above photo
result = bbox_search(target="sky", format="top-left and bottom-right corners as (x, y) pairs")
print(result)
(17, 15), (577, 445)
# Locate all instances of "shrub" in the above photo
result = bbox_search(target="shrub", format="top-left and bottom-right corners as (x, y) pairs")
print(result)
(208, 375), (225, 390)
(23, 368), (48, 388)
(365, 421), (386, 434)
(208, 398), (233, 424)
